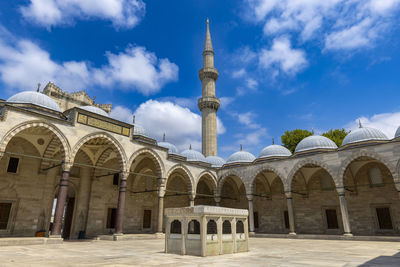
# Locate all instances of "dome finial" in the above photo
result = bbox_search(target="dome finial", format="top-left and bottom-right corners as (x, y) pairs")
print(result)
(240, 144), (243, 151)
(272, 137), (275, 145)
(36, 83), (41, 93)
(311, 128), (314, 135)
(358, 119), (363, 128)
(163, 133), (166, 142)
(132, 115), (135, 124)
(189, 144), (192, 150)
(207, 17), (209, 25)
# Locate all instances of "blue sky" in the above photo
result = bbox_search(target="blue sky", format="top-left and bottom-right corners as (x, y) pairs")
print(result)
(1, 0), (400, 159)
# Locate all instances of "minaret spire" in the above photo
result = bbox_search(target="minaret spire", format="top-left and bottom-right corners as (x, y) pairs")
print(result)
(204, 18), (213, 53)
(199, 18), (220, 157)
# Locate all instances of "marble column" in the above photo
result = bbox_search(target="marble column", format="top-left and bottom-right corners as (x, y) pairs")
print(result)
(337, 187), (352, 236)
(189, 193), (195, 207)
(115, 172), (128, 235)
(247, 194), (255, 235)
(157, 181), (165, 233)
(285, 192), (296, 235)
(51, 163), (72, 237)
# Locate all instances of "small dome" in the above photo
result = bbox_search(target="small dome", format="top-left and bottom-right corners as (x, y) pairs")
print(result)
(80, 106), (109, 117)
(133, 124), (147, 136)
(181, 147), (206, 162)
(158, 141), (179, 154)
(7, 91), (61, 112)
(226, 150), (256, 164)
(395, 126), (400, 138)
(295, 135), (337, 153)
(205, 156), (226, 167)
(342, 127), (388, 146)
(259, 144), (291, 158)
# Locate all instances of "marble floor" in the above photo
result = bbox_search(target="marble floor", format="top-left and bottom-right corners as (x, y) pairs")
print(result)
(0, 237), (400, 266)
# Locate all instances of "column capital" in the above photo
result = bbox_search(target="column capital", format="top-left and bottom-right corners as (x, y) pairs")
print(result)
(246, 194), (253, 201)
(336, 186), (346, 196)
(285, 191), (292, 198)
(62, 162), (73, 172)
(158, 187), (166, 197)
(120, 171), (129, 180)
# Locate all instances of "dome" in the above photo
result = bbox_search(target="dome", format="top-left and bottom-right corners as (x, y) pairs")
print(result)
(158, 141), (179, 154)
(395, 126), (400, 138)
(181, 147), (206, 162)
(133, 124), (147, 136)
(205, 156), (226, 167)
(342, 127), (388, 146)
(7, 91), (61, 112)
(226, 150), (256, 164)
(80, 106), (109, 117)
(259, 144), (292, 158)
(295, 135), (337, 153)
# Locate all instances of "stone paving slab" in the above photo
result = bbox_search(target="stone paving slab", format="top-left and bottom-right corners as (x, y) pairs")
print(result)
(0, 238), (400, 266)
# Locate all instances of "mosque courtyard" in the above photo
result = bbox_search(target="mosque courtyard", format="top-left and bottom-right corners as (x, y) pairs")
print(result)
(0, 237), (399, 266)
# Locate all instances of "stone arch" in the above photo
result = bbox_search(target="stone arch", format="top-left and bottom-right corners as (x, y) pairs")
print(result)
(340, 150), (398, 186)
(0, 120), (71, 162)
(70, 132), (127, 172)
(287, 159), (337, 192)
(128, 148), (165, 178)
(194, 170), (217, 194)
(217, 172), (247, 197)
(165, 164), (195, 194)
(249, 165), (286, 195)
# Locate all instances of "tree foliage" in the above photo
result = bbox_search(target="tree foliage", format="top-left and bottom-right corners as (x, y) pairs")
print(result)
(281, 128), (350, 153)
(281, 129), (313, 153)
(322, 128), (349, 147)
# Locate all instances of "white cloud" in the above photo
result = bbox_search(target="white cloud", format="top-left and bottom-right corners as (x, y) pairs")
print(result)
(246, 0), (400, 50)
(259, 36), (308, 75)
(233, 111), (260, 129)
(0, 31), (178, 95)
(236, 128), (268, 147)
(219, 97), (234, 108)
(345, 112), (400, 138)
(111, 100), (226, 151)
(232, 68), (246, 78)
(20, 0), (145, 29)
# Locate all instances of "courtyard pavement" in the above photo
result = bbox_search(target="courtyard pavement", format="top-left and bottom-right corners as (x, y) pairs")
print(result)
(0, 237), (400, 266)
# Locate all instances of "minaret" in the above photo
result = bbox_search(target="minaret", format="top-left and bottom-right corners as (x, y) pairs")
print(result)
(198, 18), (220, 157)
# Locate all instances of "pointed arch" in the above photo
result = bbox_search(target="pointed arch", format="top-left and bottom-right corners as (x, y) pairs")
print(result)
(70, 132), (127, 172)
(287, 159), (337, 192)
(128, 148), (164, 178)
(249, 165), (285, 195)
(0, 120), (71, 162)
(340, 150), (398, 186)
(165, 164), (194, 193)
(195, 170), (217, 195)
(217, 172), (247, 196)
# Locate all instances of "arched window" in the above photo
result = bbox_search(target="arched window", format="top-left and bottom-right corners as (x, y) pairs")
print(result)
(222, 220), (231, 234)
(369, 167), (383, 186)
(170, 220), (181, 234)
(236, 220), (244, 234)
(207, 220), (217, 234)
(188, 220), (200, 234)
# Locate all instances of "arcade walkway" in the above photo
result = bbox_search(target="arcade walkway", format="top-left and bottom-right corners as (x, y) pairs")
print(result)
(0, 237), (399, 266)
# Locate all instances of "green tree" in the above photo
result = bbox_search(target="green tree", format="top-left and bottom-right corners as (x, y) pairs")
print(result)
(281, 129), (313, 153)
(322, 128), (349, 147)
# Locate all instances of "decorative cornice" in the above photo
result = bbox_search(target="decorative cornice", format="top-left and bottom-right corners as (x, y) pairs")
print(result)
(198, 97), (220, 111)
(199, 67), (219, 81)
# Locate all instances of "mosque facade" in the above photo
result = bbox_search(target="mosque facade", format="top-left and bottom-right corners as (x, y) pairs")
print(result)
(0, 21), (399, 240)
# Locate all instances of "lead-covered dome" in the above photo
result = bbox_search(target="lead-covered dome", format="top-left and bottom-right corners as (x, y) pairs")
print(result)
(181, 147), (206, 162)
(295, 135), (337, 153)
(205, 156), (225, 167)
(80, 106), (109, 117)
(226, 149), (256, 164)
(342, 127), (388, 146)
(133, 124), (147, 136)
(7, 91), (61, 112)
(158, 141), (178, 154)
(259, 144), (291, 158)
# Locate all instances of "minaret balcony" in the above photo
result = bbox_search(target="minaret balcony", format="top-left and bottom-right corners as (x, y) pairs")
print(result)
(198, 97), (220, 111)
(199, 68), (219, 81)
